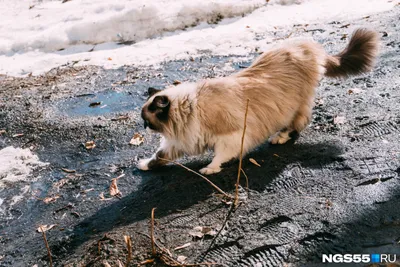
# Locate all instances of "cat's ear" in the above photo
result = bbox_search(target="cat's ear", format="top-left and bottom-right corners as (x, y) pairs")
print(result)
(148, 87), (162, 97)
(153, 95), (170, 109)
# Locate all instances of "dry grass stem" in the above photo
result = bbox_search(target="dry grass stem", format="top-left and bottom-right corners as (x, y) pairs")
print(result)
(240, 168), (249, 196)
(139, 209), (218, 267)
(39, 225), (53, 267)
(150, 207), (156, 257)
(158, 157), (232, 199)
(235, 99), (250, 206)
(124, 235), (132, 267)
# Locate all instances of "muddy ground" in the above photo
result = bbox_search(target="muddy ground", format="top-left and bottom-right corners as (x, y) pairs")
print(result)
(1, 6), (400, 267)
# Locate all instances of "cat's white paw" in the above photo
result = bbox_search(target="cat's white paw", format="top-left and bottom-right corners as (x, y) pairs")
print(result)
(269, 133), (291, 145)
(137, 158), (152, 171)
(199, 166), (221, 175)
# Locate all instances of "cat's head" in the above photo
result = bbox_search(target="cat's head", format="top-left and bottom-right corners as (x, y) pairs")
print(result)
(141, 87), (170, 133)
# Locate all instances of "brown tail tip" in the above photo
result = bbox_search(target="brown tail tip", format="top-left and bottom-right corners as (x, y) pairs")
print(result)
(325, 28), (379, 78)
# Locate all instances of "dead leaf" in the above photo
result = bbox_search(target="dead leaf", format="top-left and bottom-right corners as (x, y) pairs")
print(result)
(273, 154), (280, 158)
(333, 116), (346, 125)
(249, 158), (261, 167)
(109, 178), (121, 196)
(89, 101), (101, 107)
(177, 255), (187, 263)
(37, 224), (56, 232)
(99, 192), (113, 201)
(12, 133), (24, 138)
(53, 178), (68, 189)
(348, 88), (364, 94)
(174, 242), (191, 251)
(81, 188), (94, 194)
(246, 25), (250, 28)
(129, 133), (144, 146)
(189, 226), (217, 238)
(172, 80), (181, 85)
(111, 115), (129, 121)
(85, 141), (96, 150)
(107, 57), (112, 61)
(43, 195), (60, 204)
(61, 168), (76, 173)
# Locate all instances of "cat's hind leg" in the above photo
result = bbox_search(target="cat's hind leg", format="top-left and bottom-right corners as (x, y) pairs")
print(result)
(269, 103), (312, 145)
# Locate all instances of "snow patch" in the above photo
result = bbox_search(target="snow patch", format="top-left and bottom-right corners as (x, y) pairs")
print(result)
(0, 0), (396, 76)
(0, 146), (48, 188)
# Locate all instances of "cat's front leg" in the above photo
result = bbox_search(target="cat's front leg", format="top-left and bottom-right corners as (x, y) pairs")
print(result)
(199, 138), (240, 175)
(137, 142), (182, 171)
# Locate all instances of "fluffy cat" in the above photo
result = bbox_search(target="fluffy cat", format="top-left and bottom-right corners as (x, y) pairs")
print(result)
(138, 28), (378, 175)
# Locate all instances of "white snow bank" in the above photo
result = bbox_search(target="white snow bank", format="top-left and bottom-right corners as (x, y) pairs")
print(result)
(0, 0), (266, 54)
(0, 0), (396, 76)
(0, 146), (48, 188)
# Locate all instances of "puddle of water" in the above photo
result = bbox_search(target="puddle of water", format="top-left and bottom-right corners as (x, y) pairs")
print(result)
(58, 90), (146, 117)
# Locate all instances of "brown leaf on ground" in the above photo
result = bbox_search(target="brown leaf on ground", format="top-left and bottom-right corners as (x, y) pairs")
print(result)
(249, 158), (261, 167)
(43, 195), (60, 204)
(61, 168), (76, 173)
(189, 226), (217, 238)
(172, 80), (181, 85)
(129, 133), (144, 146)
(111, 115), (129, 121)
(99, 192), (113, 201)
(110, 177), (122, 196)
(85, 141), (96, 150)
(37, 224), (56, 232)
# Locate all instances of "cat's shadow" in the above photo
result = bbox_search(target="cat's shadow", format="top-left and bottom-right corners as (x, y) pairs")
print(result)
(53, 140), (343, 258)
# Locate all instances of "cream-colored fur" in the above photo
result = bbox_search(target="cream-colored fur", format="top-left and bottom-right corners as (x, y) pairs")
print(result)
(138, 29), (378, 174)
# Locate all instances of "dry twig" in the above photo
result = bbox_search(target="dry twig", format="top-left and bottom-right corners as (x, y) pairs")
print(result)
(158, 158), (232, 199)
(234, 99), (250, 206)
(150, 208), (156, 257)
(39, 225), (53, 267)
(140, 208), (217, 266)
(124, 235), (132, 267)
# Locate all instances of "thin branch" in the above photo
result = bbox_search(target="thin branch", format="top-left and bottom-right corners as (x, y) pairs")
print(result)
(39, 225), (53, 267)
(150, 207), (156, 257)
(158, 157), (232, 199)
(235, 99), (250, 207)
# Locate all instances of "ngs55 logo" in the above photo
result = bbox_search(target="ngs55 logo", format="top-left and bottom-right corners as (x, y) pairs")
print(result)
(322, 254), (397, 264)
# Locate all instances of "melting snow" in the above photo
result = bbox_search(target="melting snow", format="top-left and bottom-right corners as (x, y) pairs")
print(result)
(0, 0), (396, 76)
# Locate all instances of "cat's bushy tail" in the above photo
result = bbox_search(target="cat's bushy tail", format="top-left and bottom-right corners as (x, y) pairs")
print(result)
(325, 28), (379, 78)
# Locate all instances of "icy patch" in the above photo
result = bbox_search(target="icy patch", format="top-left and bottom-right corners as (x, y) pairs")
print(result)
(0, 0), (396, 76)
(0, 146), (48, 188)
